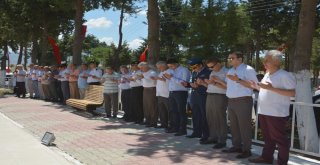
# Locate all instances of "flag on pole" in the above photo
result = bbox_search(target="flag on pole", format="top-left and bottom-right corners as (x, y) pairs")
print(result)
(47, 36), (62, 65)
(139, 47), (148, 62)
(81, 25), (87, 37)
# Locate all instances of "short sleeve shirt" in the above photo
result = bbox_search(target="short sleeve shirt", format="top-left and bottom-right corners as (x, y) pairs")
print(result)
(142, 70), (157, 87)
(207, 67), (228, 94)
(258, 69), (296, 117)
(226, 63), (258, 98)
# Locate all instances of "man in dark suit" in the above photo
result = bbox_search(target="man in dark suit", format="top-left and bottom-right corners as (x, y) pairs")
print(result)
(185, 57), (212, 144)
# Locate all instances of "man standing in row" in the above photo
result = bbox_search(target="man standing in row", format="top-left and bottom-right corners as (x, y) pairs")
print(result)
(155, 61), (170, 129)
(27, 64), (34, 98)
(223, 51), (258, 159)
(101, 67), (120, 118)
(185, 58), (211, 144)
(205, 58), (229, 148)
(119, 65), (131, 121)
(164, 59), (191, 136)
(138, 62), (158, 127)
(129, 61), (143, 123)
(87, 62), (102, 85)
(16, 64), (27, 98)
(249, 50), (296, 165)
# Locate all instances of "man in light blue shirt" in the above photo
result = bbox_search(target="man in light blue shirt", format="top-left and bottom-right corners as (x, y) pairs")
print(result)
(222, 51), (258, 159)
(163, 59), (191, 136)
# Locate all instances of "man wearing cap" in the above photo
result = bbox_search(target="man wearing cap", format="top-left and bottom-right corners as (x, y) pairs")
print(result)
(164, 59), (191, 136)
(185, 57), (211, 144)
(222, 51), (258, 159)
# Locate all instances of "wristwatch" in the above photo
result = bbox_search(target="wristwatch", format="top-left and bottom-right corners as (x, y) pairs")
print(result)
(236, 78), (241, 83)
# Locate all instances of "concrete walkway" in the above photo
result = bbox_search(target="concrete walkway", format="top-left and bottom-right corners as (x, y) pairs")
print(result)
(0, 96), (319, 165)
(0, 111), (73, 165)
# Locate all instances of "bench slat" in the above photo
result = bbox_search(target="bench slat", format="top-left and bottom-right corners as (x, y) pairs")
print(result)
(66, 85), (104, 111)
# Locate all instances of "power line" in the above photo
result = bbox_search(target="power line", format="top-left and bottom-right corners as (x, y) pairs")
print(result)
(247, 2), (300, 12)
(156, 1), (300, 16)
(248, 1), (300, 10)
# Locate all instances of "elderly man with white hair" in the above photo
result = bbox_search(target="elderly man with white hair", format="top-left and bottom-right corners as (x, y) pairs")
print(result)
(155, 61), (170, 129)
(137, 62), (158, 127)
(249, 50), (296, 165)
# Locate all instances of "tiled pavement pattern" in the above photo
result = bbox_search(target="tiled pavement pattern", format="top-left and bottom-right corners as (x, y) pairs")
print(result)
(0, 96), (318, 165)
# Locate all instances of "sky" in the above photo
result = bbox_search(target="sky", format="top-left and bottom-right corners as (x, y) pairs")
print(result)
(83, 5), (148, 50)
(8, 3), (148, 64)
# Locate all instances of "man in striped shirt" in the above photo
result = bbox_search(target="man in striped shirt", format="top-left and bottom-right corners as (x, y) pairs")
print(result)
(101, 67), (120, 118)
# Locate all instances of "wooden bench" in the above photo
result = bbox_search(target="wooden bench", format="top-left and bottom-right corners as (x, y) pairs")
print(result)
(66, 85), (104, 115)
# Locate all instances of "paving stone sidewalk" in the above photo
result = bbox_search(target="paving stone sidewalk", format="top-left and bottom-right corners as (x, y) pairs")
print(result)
(0, 96), (319, 165)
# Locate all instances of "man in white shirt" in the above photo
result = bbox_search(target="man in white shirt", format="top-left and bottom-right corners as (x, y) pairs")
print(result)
(16, 64), (27, 98)
(118, 65), (131, 121)
(155, 61), (170, 129)
(223, 51), (258, 159)
(129, 61), (144, 123)
(32, 65), (40, 98)
(58, 64), (70, 104)
(138, 62), (158, 127)
(37, 66), (45, 99)
(202, 58), (228, 148)
(87, 62), (102, 85)
(26, 64), (34, 98)
(249, 50), (296, 165)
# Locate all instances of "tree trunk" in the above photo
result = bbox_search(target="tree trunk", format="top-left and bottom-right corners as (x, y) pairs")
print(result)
(23, 45), (28, 68)
(40, 25), (48, 65)
(0, 45), (8, 87)
(313, 70), (319, 87)
(147, 0), (160, 65)
(255, 44), (260, 72)
(113, 1), (125, 70)
(17, 44), (23, 65)
(293, 0), (319, 153)
(31, 36), (38, 64)
(72, 0), (84, 65)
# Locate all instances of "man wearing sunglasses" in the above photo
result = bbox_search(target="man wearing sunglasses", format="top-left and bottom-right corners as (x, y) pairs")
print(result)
(202, 58), (229, 148)
(223, 51), (258, 159)
(185, 57), (211, 144)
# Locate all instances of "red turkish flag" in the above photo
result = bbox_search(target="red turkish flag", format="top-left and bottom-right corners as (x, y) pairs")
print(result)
(139, 47), (148, 62)
(48, 36), (62, 65)
(81, 25), (87, 37)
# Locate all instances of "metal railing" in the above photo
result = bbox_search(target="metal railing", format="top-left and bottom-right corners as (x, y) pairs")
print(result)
(253, 101), (320, 158)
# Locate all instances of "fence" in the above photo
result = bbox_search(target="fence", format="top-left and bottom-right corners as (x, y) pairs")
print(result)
(253, 101), (320, 158)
